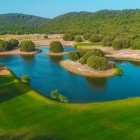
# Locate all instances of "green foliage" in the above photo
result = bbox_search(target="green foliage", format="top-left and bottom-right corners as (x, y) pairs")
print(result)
(74, 35), (83, 42)
(69, 51), (80, 61)
(8, 39), (19, 49)
(63, 34), (75, 41)
(131, 39), (140, 50)
(21, 75), (30, 84)
(20, 40), (35, 52)
(115, 66), (123, 76)
(79, 49), (104, 64)
(51, 90), (69, 103)
(77, 49), (86, 58)
(83, 33), (92, 40)
(112, 38), (130, 50)
(49, 41), (64, 53)
(0, 40), (9, 52)
(102, 36), (115, 46)
(89, 35), (102, 43)
(87, 56), (108, 71)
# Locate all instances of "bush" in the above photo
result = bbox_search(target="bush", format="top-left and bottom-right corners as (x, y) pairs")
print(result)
(20, 40), (35, 52)
(79, 49), (104, 64)
(0, 40), (9, 52)
(63, 34), (75, 41)
(87, 56), (108, 71)
(115, 66), (123, 76)
(83, 33), (92, 40)
(69, 51), (80, 61)
(131, 39), (140, 50)
(21, 75), (30, 84)
(8, 39), (19, 50)
(89, 36), (101, 43)
(102, 36), (115, 46)
(44, 35), (48, 39)
(112, 38), (130, 50)
(49, 41), (64, 53)
(51, 90), (69, 103)
(74, 35), (83, 42)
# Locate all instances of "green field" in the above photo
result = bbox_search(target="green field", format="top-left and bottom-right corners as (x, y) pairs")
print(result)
(0, 72), (140, 140)
(75, 42), (102, 48)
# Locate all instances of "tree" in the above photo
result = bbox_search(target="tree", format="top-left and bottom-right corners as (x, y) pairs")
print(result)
(63, 34), (75, 41)
(49, 41), (64, 53)
(0, 40), (9, 52)
(74, 35), (83, 42)
(83, 33), (92, 40)
(8, 39), (19, 50)
(20, 40), (35, 52)
(87, 56), (108, 71)
(69, 51), (80, 61)
(102, 36), (115, 46)
(131, 39), (140, 50)
(89, 35), (101, 43)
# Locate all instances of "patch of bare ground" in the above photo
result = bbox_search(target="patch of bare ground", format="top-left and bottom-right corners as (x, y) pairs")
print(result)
(0, 48), (41, 56)
(60, 60), (116, 78)
(0, 69), (10, 75)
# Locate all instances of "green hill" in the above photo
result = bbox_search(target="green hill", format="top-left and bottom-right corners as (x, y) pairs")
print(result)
(41, 9), (140, 35)
(0, 13), (50, 34)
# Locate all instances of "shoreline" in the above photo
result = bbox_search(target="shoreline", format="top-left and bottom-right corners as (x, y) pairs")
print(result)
(0, 48), (41, 56)
(47, 51), (68, 56)
(78, 45), (140, 62)
(60, 60), (116, 78)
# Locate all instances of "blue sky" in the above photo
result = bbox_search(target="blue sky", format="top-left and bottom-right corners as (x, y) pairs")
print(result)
(0, 0), (140, 18)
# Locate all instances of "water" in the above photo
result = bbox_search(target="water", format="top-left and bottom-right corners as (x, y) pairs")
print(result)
(0, 46), (140, 103)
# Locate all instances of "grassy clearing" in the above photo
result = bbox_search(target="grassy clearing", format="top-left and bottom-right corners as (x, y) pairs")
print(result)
(75, 42), (102, 48)
(0, 72), (140, 139)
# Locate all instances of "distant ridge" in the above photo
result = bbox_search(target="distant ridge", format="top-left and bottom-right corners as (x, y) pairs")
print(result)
(0, 9), (140, 35)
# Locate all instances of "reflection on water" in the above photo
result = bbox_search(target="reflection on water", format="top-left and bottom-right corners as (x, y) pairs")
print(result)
(130, 61), (140, 67)
(49, 56), (63, 63)
(21, 55), (35, 62)
(85, 77), (107, 92)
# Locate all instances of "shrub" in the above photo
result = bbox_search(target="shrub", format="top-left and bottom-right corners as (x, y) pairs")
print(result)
(102, 36), (115, 46)
(69, 51), (80, 61)
(51, 90), (69, 103)
(74, 35), (83, 42)
(79, 49), (104, 64)
(115, 66), (123, 76)
(8, 39), (19, 50)
(0, 40), (9, 52)
(44, 35), (48, 39)
(131, 39), (140, 50)
(77, 49), (86, 58)
(21, 75), (30, 84)
(87, 56), (108, 71)
(83, 33), (92, 40)
(89, 36), (101, 43)
(112, 38), (130, 50)
(63, 34), (75, 41)
(20, 40), (35, 52)
(49, 41), (64, 53)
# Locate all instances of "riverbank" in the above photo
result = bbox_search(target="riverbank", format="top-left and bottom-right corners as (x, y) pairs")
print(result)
(0, 48), (41, 55)
(77, 45), (140, 62)
(47, 51), (68, 56)
(60, 60), (116, 77)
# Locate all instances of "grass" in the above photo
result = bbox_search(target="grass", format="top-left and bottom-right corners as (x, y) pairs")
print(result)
(0, 72), (140, 139)
(75, 42), (102, 48)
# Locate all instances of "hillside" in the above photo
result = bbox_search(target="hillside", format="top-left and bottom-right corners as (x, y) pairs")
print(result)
(41, 9), (140, 35)
(0, 13), (50, 34)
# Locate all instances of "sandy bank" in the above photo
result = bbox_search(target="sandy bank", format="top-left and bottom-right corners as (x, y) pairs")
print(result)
(79, 46), (140, 62)
(0, 48), (41, 56)
(34, 39), (74, 47)
(47, 51), (68, 56)
(0, 69), (10, 75)
(60, 60), (116, 78)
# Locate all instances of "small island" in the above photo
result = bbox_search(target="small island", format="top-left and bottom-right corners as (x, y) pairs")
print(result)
(0, 39), (41, 55)
(47, 41), (68, 56)
(60, 49), (122, 77)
